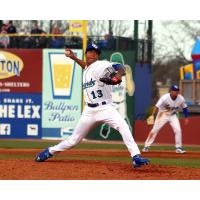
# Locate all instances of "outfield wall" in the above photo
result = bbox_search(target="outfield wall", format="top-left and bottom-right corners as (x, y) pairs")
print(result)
(134, 116), (200, 145)
(134, 63), (152, 120)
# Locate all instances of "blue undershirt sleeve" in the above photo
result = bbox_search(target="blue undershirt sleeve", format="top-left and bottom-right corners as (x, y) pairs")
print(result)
(112, 63), (124, 71)
(182, 107), (188, 118)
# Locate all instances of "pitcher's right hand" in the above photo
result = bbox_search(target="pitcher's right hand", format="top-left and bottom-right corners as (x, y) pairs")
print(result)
(65, 48), (76, 60)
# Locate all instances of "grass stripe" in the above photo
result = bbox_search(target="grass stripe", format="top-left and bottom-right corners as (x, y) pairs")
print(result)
(0, 140), (200, 151)
(0, 140), (126, 149)
(144, 146), (200, 152)
(150, 158), (200, 168)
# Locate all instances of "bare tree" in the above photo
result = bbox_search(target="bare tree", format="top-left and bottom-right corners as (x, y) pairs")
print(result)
(88, 20), (132, 37)
(111, 20), (132, 37)
(151, 21), (200, 100)
(88, 20), (108, 37)
(181, 20), (200, 40)
(154, 20), (200, 63)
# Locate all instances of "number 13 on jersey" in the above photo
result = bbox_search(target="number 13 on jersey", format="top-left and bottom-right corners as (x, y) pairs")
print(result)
(91, 90), (103, 99)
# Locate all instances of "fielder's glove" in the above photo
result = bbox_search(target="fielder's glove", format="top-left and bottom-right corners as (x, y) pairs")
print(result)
(99, 72), (122, 85)
(146, 115), (154, 125)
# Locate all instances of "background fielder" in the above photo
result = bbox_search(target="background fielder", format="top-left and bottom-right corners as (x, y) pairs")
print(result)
(35, 43), (150, 168)
(143, 85), (189, 153)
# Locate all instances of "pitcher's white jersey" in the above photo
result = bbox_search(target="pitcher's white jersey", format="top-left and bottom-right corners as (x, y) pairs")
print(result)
(156, 93), (187, 114)
(83, 60), (115, 104)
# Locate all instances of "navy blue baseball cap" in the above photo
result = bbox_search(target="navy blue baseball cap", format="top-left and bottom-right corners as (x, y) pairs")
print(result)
(85, 43), (101, 54)
(170, 85), (180, 91)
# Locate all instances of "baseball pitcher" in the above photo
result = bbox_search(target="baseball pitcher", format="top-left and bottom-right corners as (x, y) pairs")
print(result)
(35, 43), (150, 168)
(143, 85), (189, 153)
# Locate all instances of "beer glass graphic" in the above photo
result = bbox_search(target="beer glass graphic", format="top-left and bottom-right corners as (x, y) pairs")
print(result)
(49, 53), (75, 98)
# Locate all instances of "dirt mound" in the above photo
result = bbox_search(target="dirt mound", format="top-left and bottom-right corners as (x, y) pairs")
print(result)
(0, 148), (200, 180)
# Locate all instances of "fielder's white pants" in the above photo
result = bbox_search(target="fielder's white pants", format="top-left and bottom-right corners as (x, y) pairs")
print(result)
(144, 112), (182, 148)
(49, 104), (140, 157)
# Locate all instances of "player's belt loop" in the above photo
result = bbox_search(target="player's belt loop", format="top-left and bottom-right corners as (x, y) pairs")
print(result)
(87, 101), (106, 107)
(113, 100), (125, 104)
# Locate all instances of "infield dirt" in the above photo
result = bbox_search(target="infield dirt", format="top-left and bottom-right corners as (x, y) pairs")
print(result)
(0, 148), (200, 180)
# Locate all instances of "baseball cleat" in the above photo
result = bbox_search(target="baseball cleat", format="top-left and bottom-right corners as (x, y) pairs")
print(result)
(175, 147), (186, 154)
(142, 146), (150, 152)
(132, 154), (150, 168)
(35, 148), (53, 162)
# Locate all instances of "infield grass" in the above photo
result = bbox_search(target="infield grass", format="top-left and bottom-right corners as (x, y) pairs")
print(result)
(0, 139), (200, 169)
(0, 139), (200, 151)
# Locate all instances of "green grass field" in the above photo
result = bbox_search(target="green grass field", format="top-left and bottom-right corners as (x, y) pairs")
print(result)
(0, 139), (200, 168)
(0, 139), (200, 151)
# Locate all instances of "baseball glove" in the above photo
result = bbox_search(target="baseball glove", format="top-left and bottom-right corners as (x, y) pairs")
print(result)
(146, 115), (154, 125)
(99, 72), (122, 85)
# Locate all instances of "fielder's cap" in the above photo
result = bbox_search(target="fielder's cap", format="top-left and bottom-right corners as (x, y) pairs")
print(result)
(85, 43), (101, 54)
(170, 85), (180, 91)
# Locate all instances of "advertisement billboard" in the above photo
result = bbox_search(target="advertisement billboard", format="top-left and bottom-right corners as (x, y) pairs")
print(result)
(0, 93), (41, 138)
(0, 49), (42, 138)
(0, 49), (42, 93)
(42, 49), (83, 139)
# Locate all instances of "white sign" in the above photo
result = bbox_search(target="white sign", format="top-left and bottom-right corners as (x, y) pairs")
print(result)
(0, 124), (11, 135)
(27, 124), (38, 136)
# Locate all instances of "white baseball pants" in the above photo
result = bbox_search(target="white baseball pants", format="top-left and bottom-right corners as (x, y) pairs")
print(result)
(49, 104), (140, 157)
(144, 112), (182, 148)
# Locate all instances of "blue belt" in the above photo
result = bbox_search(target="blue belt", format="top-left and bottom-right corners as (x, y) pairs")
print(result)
(87, 101), (106, 107)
